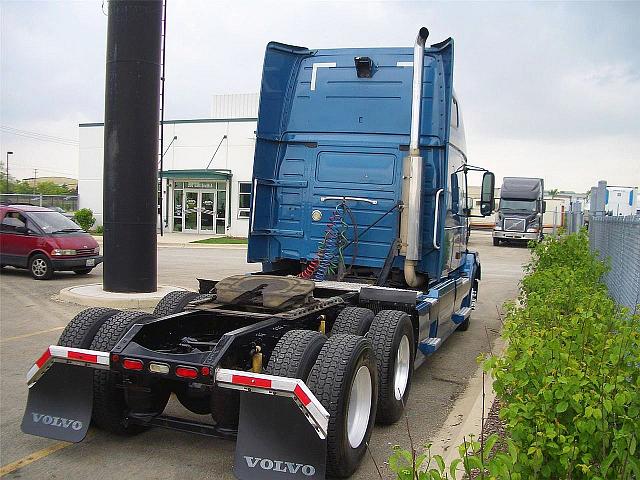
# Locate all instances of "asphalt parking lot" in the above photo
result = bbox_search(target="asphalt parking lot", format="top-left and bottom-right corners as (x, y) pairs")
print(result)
(0, 232), (530, 479)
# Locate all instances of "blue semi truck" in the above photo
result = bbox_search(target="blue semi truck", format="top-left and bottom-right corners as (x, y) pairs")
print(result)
(22, 28), (495, 479)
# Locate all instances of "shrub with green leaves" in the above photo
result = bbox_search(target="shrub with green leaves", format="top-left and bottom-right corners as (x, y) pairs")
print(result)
(73, 208), (96, 232)
(389, 232), (639, 479)
(483, 231), (639, 479)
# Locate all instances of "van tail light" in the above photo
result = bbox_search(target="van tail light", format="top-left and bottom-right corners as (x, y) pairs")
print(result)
(122, 358), (144, 371)
(175, 366), (198, 379)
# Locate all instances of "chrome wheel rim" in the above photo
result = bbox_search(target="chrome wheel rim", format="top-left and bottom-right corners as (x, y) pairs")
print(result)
(32, 258), (47, 277)
(346, 365), (372, 449)
(394, 335), (410, 400)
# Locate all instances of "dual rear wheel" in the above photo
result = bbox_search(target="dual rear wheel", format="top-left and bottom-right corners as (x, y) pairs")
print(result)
(268, 307), (416, 477)
(57, 295), (417, 477)
(267, 329), (378, 478)
(58, 307), (162, 435)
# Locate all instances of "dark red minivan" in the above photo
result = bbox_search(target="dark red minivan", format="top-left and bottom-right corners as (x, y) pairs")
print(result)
(0, 205), (103, 279)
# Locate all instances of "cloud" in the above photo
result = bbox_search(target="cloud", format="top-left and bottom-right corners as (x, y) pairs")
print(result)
(0, 0), (638, 189)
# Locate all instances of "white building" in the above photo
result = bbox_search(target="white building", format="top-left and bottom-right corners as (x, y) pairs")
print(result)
(78, 94), (258, 237)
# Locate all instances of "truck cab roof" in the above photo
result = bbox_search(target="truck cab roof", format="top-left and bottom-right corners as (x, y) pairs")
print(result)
(500, 177), (543, 201)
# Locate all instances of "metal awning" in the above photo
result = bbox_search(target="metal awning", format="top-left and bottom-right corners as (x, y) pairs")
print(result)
(160, 169), (232, 180)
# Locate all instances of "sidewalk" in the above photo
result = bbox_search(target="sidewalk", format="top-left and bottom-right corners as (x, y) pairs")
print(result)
(92, 232), (248, 249)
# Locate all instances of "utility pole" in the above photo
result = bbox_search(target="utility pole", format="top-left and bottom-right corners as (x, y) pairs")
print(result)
(33, 169), (38, 194)
(5, 151), (13, 193)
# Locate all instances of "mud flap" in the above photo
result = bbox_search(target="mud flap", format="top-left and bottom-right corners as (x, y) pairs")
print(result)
(21, 363), (93, 443)
(234, 392), (326, 480)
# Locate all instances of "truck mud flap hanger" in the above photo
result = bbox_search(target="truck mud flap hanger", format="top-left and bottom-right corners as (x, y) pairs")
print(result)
(21, 346), (329, 480)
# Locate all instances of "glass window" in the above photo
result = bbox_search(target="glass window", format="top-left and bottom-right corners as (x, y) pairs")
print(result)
(217, 190), (227, 218)
(27, 211), (82, 234)
(238, 182), (252, 219)
(173, 189), (183, 232)
(499, 199), (537, 212)
(1, 212), (27, 233)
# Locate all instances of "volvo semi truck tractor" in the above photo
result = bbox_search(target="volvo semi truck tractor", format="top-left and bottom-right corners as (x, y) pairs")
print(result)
(22, 28), (495, 479)
(493, 177), (545, 246)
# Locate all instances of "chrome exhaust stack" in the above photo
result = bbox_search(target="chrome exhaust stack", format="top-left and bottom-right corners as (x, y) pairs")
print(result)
(403, 27), (429, 288)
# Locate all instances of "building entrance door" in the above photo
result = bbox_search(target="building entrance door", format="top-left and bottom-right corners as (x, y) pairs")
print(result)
(183, 190), (199, 232)
(200, 191), (216, 232)
(181, 189), (224, 234)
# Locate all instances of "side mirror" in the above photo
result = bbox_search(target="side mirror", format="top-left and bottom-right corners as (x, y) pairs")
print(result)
(15, 226), (29, 235)
(480, 172), (495, 216)
(542, 200), (547, 213)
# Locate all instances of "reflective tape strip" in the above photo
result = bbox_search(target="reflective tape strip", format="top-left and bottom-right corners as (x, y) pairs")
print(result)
(35, 348), (52, 368)
(27, 345), (110, 386)
(215, 368), (329, 439)
(293, 384), (310, 406)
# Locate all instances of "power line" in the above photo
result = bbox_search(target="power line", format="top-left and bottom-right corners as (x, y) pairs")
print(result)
(0, 125), (79, 143)
(0, 125), (79, 146)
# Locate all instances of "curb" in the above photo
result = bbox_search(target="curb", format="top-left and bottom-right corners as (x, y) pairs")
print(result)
(429, 338), (505, 466)
(57, 283), (190, 309)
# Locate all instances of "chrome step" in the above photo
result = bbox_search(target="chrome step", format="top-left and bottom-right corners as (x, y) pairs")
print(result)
(452, 307), (472, 325)
(418, 337), (442, 354)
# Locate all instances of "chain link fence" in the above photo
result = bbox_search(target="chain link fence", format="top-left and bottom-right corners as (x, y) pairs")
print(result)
(0, 194), (78, 212)
(589, 215), (640, 314)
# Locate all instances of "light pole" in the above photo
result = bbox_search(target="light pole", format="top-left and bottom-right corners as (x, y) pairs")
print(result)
(5, 151), (13, 193)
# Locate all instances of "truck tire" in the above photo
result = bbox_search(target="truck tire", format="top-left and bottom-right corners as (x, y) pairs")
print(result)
(307, 334), (378, 478)
(331, 307), (374, 336)
(366, 310), (415, 425)
(210, 388), (240, 430)
(89, 310), (161, 434)
(176, 389), (212, 415)
(58, 307), (120, 349)
(265, 329), (327, 379)
(153, 290), (205, 317)
(492, 238), (500, 246)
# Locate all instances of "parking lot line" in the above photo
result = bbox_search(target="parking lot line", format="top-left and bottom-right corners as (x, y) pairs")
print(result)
(0, 441), (70, 477)
(1, 326), (65, 343)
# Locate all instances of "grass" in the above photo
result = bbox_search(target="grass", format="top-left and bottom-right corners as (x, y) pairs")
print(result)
(191, 237), (247, 244)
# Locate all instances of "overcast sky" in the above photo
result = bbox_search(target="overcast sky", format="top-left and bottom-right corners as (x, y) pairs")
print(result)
(1, 0), (639, 192)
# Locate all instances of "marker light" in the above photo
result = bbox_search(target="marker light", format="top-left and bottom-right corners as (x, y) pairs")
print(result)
(149, 362), (170, 374)
(122, 359), (144, 371)
(175, 366), (198, 379)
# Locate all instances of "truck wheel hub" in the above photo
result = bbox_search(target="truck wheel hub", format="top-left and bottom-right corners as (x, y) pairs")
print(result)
(394, 335), (410, 400)
(347, 365), (372, 448)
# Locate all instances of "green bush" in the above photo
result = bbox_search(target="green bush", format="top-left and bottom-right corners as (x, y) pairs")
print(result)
(73, 208), (96, 232)
(93, 225), (104, 234)
(389, 232), (639, 479)
(483, 231), (640, 479)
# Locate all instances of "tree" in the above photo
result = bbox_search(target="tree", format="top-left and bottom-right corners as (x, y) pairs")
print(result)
(73, 208), (96, 231)
(0, 160), (19, 194)
(548, 188), (559, 198)
(35, 181), (74, 195)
